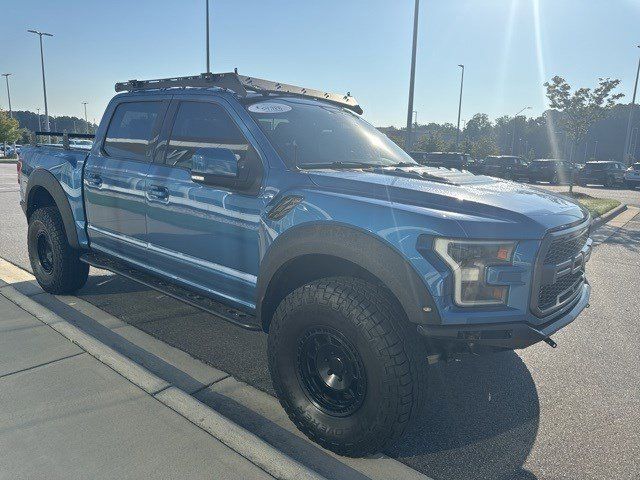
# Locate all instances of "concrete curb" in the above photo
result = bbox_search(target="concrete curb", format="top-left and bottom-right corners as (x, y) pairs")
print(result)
(593, 203), (628, 229)
(0, 284), (326, 480)
(157, 387), (323, 480)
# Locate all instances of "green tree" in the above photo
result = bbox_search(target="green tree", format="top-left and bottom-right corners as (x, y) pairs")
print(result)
(544, 76), (624, 191)
(464, 113), (494, 142)
(0, 110), (21, 156)
(469, 136), (499, 158)
(415, 131), (447, 152)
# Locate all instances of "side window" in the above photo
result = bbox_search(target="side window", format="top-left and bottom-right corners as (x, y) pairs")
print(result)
(164, 101), (259, 171)
(104, 102), (163, 161)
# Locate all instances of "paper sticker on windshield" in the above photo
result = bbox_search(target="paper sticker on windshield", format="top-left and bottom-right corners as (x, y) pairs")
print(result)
(248, 102), (292, 114)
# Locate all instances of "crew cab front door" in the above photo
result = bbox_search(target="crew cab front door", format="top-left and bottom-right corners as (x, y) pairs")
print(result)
(145, 98), (264, 311)
(84, 100), (167, 265)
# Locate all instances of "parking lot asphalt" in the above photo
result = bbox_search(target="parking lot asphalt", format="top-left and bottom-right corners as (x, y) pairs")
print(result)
(1, 163), (638, 479)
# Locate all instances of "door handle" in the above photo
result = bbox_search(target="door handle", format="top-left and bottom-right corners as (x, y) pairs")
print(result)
(85, 173), (102, 187)
(147, 185), (169, 201)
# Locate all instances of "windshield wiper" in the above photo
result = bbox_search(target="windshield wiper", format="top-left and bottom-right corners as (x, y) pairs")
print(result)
(390, 162), (419, 167)
(301, 161), (377, 170)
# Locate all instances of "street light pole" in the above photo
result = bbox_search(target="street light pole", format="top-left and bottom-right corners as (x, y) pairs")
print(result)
(1, 74), (12, 118)
(623, 45), (640, 164)
(82, 101), (88, 133)
(511, 106), (531, 155)
(405, 0), (420, 151)
(456, 64), (464, 148)
(28, 30), (54, 132)
(205, 0), (211, 73)
(412, 110), (418, 146)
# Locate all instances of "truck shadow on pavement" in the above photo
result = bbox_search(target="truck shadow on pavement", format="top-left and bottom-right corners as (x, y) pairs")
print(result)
(388, 351), (540, 480)
(72, 273), (541, 480)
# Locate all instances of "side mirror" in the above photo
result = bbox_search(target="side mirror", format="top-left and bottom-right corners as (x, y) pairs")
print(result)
(191, 147), (239, 180)
(190, 146), (261, 193)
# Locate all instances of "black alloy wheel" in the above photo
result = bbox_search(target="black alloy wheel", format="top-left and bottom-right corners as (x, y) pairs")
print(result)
(36, 231), (54, 273)
(296, 326), (367, 417)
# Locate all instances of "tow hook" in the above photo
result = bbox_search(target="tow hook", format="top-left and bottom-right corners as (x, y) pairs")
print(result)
(543, 337), (557, 348)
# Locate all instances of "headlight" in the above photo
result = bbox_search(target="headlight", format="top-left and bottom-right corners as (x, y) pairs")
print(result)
(434, 239), (517, 307)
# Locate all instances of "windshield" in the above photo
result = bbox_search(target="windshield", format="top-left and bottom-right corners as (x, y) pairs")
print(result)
(246, 99), (417, 168)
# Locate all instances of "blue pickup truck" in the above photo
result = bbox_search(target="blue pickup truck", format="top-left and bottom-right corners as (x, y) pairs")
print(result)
(18, 72), (592, 457)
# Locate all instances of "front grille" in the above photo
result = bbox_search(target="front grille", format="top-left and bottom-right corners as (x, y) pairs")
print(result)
(544, 229), (589, 265)
(532, 225), (590, 317)
(538, 270), (584, 312)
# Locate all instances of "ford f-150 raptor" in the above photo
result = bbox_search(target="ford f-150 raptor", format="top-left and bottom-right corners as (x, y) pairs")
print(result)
(18, 72), (592, 457)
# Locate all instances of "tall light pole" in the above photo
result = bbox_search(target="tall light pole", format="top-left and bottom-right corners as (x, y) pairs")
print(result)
(82, 101), (89, 133)
(455, 64), (464, 148)
(593, 139), (598, 159)
(1, 74), (12, 118)
(511, 106), (531, 155)
(205, 0), (211, 73)
(28, 29), (53, 132)
(623, 45), (640, 164)
(405, 0), (420, 151)
(412, 110), (418, 146)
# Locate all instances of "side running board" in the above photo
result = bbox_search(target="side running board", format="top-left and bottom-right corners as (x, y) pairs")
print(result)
(80, 252), (261, 331)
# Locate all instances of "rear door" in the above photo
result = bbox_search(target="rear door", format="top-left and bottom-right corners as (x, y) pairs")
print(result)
(84, 99), (168, 265)
(144, 97), (265, 310)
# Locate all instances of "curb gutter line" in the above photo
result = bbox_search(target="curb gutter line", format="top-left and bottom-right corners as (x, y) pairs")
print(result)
(592, 203), (627, 229)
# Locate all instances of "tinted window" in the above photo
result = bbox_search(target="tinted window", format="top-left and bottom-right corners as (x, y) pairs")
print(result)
(165, 102), (257, 170)
(104, 102), (163, 160)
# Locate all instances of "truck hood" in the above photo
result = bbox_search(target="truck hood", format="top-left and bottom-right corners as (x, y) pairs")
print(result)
(306, 166), (587, 238)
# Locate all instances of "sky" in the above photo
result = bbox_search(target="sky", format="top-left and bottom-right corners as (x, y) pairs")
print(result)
(1, 0), (639, 128)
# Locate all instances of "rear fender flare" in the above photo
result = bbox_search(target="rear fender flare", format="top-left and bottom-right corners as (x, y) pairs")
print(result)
(25, 169), (80, 249)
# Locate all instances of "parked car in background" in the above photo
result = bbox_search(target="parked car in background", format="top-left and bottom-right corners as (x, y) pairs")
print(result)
(528, 159), (576, 185)
(624, 162), (640, 189)
(1, 145), (21, 157)
(577, 161), (626, 187)
(409, 151), (475, 171)
(69, 139), (93, 150)
(481, 155), (530, 182)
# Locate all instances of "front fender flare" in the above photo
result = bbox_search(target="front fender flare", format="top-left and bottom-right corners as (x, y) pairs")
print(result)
(256, 222), (440, 330)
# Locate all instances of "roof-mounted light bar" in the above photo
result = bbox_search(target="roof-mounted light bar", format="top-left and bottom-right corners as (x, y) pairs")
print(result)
(115, 72), (363, 114)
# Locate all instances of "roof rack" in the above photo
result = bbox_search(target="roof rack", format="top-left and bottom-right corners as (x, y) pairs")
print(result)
(115, 72), (363, 114)
(33, 131), (95, 150)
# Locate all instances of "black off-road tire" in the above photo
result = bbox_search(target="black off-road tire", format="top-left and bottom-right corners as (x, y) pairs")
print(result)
(267, 276), (428, 457)
(27, 206), (89, 294)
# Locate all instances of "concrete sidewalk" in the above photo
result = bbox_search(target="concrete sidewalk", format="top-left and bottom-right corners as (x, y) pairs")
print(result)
(0, 289), (275, 480)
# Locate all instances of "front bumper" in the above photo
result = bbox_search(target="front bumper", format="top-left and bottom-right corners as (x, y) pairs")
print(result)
(417, 282), (590, 350)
